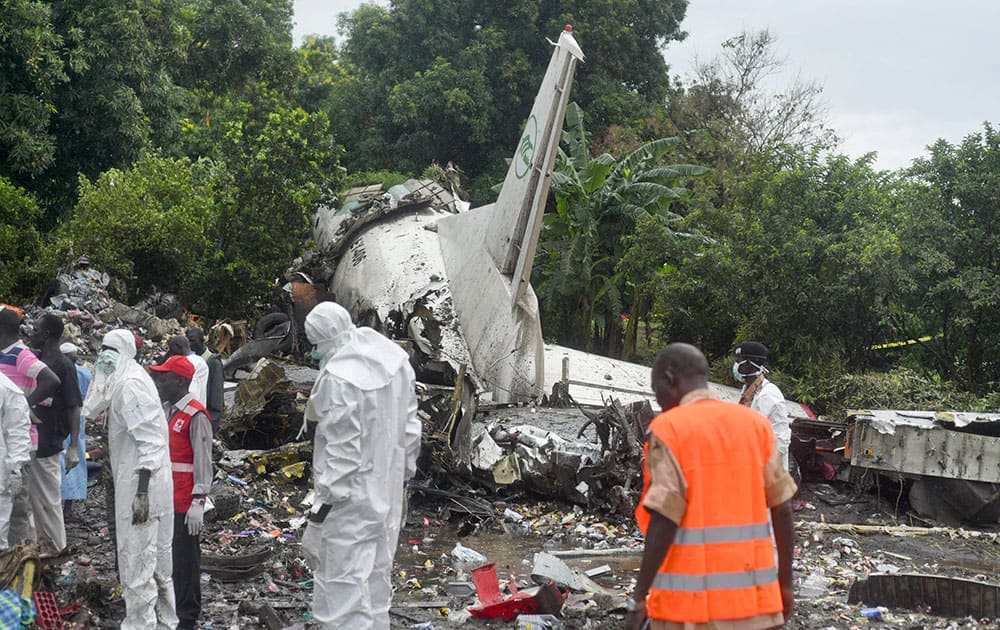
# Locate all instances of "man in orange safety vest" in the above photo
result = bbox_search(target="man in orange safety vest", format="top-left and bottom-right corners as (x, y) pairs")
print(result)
(627, 343), (796, 630)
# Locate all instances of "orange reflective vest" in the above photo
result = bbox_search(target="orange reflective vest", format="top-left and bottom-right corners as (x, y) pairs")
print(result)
(640, 399), (782, 623)
(635, 440), (652, 534)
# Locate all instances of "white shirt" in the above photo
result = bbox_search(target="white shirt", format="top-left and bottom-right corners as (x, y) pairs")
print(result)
(0, 372), (31, 484)
(747, 379), (791, 469)
(186, 353), (209, 406)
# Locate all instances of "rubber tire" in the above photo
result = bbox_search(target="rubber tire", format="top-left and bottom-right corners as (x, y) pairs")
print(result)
(254, 312), (290, 339)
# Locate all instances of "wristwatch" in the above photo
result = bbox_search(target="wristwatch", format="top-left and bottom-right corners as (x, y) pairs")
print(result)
(625, 598), (646, 612)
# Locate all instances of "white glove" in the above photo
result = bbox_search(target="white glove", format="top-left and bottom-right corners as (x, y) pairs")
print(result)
(301, 522), (322, 570)
(65, 448), (81, 472)
(5, 469), (22, 496)
(186, 500), (205, 536)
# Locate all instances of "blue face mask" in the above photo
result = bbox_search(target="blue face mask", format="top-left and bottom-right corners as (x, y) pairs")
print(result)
(310, 347), (322, 362)
(732, 361), (745, 384)
(96, 349), (120, 374)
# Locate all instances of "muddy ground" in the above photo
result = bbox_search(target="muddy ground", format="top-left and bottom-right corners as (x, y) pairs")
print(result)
(40, 469), (1000, 629)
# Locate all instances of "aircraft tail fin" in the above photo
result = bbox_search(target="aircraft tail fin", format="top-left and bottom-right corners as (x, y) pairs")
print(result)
(487, 26), (583, 303)
(436, 28), (583, 401)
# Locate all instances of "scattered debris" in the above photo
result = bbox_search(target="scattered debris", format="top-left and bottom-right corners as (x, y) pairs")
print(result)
(220, 360), (312, 449)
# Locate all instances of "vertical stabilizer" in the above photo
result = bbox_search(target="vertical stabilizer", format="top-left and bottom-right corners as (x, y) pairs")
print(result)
(488, 27), (584, 303)
(436, 28), (583, 402)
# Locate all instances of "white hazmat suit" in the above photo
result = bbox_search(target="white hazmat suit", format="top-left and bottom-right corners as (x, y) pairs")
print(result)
(302, 302), (421, 629)
(0, 372), (31, 549)
(83, 330), (177, 630)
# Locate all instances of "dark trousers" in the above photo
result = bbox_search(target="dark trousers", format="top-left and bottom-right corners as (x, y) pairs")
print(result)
(172, 512), (201, 629)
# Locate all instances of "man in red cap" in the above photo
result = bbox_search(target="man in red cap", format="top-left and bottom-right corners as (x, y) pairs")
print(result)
(150, 356), (213, 630)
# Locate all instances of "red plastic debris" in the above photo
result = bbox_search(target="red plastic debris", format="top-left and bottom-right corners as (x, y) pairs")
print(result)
(33, 592), (63, 629)
(467, 563), (567, 620)
(58, 604), (81, 617)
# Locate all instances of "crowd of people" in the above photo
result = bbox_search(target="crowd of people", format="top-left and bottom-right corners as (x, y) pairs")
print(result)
(0, 299), (797, 629)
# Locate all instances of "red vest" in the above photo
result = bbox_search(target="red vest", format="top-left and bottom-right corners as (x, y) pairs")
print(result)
(168, 398), (208, 513)
(641, 400), (783, 623)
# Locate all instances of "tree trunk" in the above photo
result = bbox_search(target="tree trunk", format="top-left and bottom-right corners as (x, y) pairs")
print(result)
(622, 291), (641, 360)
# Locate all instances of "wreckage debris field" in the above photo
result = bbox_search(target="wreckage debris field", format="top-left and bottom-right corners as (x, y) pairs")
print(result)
(36, 430), (1000, 629)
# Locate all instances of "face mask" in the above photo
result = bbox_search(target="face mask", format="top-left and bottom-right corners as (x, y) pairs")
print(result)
(310, 347), (322, 362)
(732, 361), (745, 384)
(96, 350), (120, 374)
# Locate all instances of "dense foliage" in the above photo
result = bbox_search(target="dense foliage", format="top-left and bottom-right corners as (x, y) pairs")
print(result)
(1, 1), (999, 408)
(333, 0), (688, 198)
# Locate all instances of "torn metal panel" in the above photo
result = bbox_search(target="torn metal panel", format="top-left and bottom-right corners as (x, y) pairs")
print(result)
(313, 179), (458, 256)
(908, 477), (1000, 526)
(531, 552), (609, 594)
(545, 344), (814, 421)
(465, 402), (647, 509)
(848, 411), (1000, 483)
(848, 572), (1000, 617)
(323, 194), (477, 390)
(850, 409), (1000, 435)
(220, 359), (311, 449)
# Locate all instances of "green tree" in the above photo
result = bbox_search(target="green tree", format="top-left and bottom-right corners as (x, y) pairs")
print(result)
(657, 150), (907, 379)
(333, 0), (689, 195)
(33, 0), (191, 220)
(187, 101), (344, 317)
(537, 103), (707, 355)
(0, 177), (46, 301)
(53, 154), (217, 297)
(899, 123), (1000, 391)
(0, 0), (66, 177)
(177, 0), (296, 94)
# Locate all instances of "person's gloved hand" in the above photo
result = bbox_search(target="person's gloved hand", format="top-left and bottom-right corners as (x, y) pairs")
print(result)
(65, 448), (81, 472)
(186, 500), (205, 536)
(301, 522), (322, 570)
(5, 469), (22, 496)
(132, 492), (150, 525)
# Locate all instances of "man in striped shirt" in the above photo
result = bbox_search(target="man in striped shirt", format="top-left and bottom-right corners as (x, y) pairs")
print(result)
(0, 307), (60, 546)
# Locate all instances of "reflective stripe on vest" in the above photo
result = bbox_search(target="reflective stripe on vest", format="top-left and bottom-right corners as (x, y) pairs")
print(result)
(653, 567), (778, 592)
(672, 522), (773, 545)
(172, 462), (194, 473)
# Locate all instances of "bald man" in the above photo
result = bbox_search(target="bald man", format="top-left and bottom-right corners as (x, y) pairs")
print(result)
(628, 343), (796, 630)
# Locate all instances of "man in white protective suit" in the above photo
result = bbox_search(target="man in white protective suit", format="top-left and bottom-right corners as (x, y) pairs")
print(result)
(300, 302), (421, 629)
(0, 371), (31, 549)
(83, 330), (177, 630)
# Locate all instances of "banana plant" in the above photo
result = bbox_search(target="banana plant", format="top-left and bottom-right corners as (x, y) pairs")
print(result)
(536, 102), (709, 355)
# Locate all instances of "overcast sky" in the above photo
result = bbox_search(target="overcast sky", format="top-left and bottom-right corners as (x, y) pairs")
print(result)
(292, 0), (999, 171)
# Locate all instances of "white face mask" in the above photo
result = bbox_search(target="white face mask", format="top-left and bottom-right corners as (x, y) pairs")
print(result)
(95, 349), (120, 374)
(732, 361), (745, 384)
(733, 359), (767, 384)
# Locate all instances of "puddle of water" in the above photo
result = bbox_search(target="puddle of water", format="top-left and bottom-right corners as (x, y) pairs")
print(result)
(394, 521), (640, 594)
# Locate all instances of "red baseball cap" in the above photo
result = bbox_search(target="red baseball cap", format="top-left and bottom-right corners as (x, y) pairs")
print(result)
(149, 355), (195, 380)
